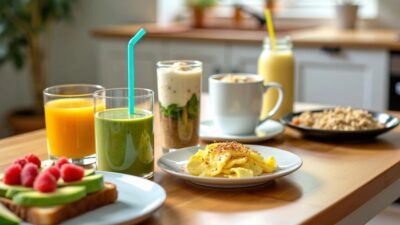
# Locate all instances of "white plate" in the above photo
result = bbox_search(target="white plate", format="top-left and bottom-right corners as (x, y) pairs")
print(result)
(200, 120), (284, 143)
(22, 171), (166, 225)
(158, 145), (302, 188)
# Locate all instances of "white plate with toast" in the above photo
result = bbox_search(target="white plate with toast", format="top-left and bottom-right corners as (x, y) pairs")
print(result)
(158, 145), (302, 188)
(20, 171), (166, 225)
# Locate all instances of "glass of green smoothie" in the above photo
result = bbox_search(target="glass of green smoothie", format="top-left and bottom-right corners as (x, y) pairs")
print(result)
(94, 88), (154, 178)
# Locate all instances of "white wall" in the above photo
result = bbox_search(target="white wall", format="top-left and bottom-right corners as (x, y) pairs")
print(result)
(0, 0), (157, 137)
(157, 0), (185, 24)
(378, 0), (400, 29)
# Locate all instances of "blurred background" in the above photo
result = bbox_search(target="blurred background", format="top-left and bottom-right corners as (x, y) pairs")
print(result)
(0, 0), (399, 137)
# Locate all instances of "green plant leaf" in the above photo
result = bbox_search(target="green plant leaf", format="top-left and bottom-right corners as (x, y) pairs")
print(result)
(187, 94), (199, 119)
(160, 103), (182, 119)
(0, 43), (6, 61)
(186, 0), (217, 8)
(13, 51), (24, 69)
(160, 94), (200, 120)
(0, 0), (76, 71)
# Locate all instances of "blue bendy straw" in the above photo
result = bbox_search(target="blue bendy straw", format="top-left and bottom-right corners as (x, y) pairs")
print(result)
(128, 28), (146, 115)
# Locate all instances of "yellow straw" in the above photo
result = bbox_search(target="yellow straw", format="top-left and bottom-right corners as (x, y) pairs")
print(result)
(265, 9), (276, 51)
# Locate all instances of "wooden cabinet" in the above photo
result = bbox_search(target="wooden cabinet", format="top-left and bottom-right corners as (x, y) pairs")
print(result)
(294, 48), (389, 110)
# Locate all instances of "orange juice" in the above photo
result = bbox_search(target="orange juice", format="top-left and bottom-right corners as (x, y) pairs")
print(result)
(45, 98), (101, 159)
(258, 38), (295, 119)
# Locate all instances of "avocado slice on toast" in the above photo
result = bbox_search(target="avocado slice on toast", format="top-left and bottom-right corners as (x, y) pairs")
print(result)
(13, 186), (86, 207)
(0, 203), (21, 225)
(0, 182), (33, 199)
(84, 169), (95, 177)
(59, 174), (104, 194)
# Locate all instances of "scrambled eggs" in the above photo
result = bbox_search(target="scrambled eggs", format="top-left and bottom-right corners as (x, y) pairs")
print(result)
(187, 142), (277, 178)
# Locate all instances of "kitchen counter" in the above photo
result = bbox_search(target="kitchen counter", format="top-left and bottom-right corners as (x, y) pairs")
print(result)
(91, 23), (267, 44)
(292, 27), (400, 50)
(91, 24), (400, 50)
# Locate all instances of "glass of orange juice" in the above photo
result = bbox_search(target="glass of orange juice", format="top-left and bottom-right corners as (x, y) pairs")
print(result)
(43, 84), (104, 165)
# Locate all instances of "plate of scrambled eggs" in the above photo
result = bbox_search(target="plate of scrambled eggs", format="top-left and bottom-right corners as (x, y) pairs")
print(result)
(157, 142), (302, 188)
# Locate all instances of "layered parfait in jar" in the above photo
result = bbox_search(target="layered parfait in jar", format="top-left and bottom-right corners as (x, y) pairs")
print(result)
(157, 60), (202, 153)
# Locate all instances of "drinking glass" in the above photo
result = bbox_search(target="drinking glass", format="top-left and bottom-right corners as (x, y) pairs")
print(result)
(94, 88), (154, 178)
(43, 84), (104, 165)
(157, 60), (202, 153)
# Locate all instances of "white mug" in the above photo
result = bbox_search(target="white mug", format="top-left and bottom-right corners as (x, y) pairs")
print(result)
(209, 74), (284, 135)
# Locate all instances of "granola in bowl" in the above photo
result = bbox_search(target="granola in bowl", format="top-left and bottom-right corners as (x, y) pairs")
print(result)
(291, 107), (384, 131)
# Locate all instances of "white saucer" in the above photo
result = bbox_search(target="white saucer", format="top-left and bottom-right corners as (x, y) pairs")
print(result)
(200, 120), (284, 143)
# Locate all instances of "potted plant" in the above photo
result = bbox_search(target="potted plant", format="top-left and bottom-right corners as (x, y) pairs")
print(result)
(335, 0), (359, 30)
(0, 0), (76, 134)
(186, 0), (218, 28)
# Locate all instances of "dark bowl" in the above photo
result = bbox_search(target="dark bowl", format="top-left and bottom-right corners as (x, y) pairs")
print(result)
(281, 109), (400, 141)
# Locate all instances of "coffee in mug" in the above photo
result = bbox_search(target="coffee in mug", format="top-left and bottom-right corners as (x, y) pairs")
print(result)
(209, 74), (284, 135)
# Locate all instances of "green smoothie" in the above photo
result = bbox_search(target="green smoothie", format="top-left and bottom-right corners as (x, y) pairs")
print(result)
(95, 108), (154, 178)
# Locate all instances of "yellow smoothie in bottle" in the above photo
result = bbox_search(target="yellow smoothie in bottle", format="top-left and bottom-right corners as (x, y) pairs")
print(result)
(258, 37), (294, 120)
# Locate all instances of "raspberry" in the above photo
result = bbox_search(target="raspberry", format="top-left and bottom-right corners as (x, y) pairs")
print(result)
(34, 173), (56, 193)
(60, 164), (84, 182)
(3, 164), (22, 185)
(24, 154), (41, 168)
(13, 158), (28, 168)
(21, 163), (39, 187)
(43, 166), (60, 181)
(56, 157), (69, 169)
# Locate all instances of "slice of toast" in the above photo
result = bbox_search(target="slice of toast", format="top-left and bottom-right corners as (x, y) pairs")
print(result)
(0, 182), (118, 225)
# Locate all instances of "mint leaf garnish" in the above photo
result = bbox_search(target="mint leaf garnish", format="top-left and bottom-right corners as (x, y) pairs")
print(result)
(160, 94), (199, 119)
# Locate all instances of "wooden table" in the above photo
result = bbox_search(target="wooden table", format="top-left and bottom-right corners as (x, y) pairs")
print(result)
(0, 104), (400, 225)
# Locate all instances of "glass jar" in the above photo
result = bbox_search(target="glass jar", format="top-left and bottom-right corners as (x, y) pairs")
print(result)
(258, 37), (295, 120)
